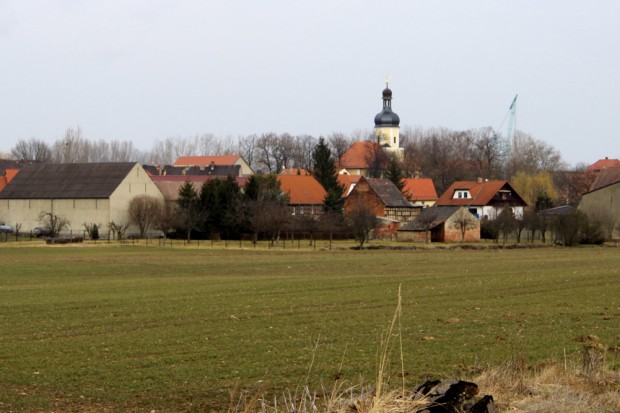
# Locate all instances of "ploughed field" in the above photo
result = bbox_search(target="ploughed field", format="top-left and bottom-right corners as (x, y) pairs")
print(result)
(1, 245), (618, 411)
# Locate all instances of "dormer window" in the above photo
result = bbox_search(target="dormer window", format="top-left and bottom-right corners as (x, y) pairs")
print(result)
(453, 190), (471, 199)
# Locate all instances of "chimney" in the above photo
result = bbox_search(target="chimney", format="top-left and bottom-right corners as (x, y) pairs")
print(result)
(477, 177), (483, 184)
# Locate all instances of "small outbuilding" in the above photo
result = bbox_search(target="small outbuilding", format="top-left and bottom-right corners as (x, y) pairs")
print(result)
(397, 206), (480, 243)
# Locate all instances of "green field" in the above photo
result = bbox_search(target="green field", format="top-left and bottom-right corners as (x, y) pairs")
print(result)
(1, 244), (619, 412)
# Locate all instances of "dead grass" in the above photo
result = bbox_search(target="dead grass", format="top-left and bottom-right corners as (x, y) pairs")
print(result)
(225, 361), (619, 413)
(476, 362), (620, 412)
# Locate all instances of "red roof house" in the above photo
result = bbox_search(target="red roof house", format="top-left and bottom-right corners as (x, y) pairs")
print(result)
(436, 179), (527, 219)
(338, 142), (386, 176)
(587, 157), (620, 172)
(401, 178), (438, 207)
(277, 175), (327, 216)
(173, 155), (254, 177)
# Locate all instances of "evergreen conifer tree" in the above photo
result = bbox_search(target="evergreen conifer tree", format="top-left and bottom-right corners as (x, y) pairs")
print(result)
(312, 137), (344, 212)
(385, 154), (405, 191)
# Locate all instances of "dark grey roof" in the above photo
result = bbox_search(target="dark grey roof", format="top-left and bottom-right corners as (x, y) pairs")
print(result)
(374, 86), (400, 127)
(399, 206), (462, 231)
(541, 205), (575, 216)
(0, 159), (38, 176)
(367, 178), (411, 207)
(0, 162), (137, 199)
(587, 167), (620, 193)
(374, 107), (400, 127)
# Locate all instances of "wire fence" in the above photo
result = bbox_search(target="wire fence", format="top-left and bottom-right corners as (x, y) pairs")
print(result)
(0, 230), (349, 250)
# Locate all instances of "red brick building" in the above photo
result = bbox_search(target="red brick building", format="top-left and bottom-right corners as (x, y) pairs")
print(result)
(344, 177), (420, 222)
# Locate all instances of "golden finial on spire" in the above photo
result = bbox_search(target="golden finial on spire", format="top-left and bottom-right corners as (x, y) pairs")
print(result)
(385, 74), (392, 88)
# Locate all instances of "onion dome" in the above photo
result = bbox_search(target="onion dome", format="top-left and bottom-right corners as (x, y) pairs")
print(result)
(374, 85), (400, 127)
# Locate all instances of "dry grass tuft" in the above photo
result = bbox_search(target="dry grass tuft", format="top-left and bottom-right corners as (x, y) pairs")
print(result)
(475, 361), (620, 413)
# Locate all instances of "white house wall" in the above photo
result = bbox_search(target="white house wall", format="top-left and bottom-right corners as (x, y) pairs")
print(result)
(0, 163), (166, 235)
(0, 198), (110, 233)
(109, 163), (166, 231)
(579, 183), (620, 240)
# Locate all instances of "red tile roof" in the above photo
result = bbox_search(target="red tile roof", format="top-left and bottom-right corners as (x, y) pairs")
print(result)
(0, 169), (19, 192)
(338, 141), (382, 169)
(401, 178), (438, 201)
(5, 169), (19, 183)
(277, 175), (327, 205)
(436, 180), (527, 206)
(280, 168), (310, 176)
(587, 158), (620, 171)
(337, 174), (362, 197)
(174, 155), (241, 167)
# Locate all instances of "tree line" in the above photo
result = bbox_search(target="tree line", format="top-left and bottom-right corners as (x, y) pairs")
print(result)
(9, 124), (591, 207)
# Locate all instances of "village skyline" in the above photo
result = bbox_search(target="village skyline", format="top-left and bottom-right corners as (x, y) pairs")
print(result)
(2, 1), (619, 165)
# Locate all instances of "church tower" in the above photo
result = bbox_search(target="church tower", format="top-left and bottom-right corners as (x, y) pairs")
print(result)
(374, 79), (403, 157)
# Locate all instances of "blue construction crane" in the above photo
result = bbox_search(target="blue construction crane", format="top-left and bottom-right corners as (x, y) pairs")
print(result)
(494, 94), (518, 158)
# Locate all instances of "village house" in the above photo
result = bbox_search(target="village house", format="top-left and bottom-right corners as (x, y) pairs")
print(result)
(587, 157), (620, 173)
(344, 176), (420, 223)
(397, 206), (480, 243)
(277, 175), (327, 217)
(338, 141), (385, 177)
(436, 179), (527, 219)
(0, 163), (164, 235)
(173, 155), (254, 177)
(144, 164), (242, 178)
(401, 178), (438, 207)
(579, 167), (620, 240)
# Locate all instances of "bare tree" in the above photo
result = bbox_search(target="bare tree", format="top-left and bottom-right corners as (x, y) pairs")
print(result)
(291, 134), (317, 171)
(152, 201), (178, 239)
(346, 198), (378, 249)
(238, 134), (257, 169)
(107, 221), (130, 241)
(274, 133), (296, 172)
(51, 126), (90, 163)
(450, 208), (478, 243)
(327, 132), (352, 162)
(255, 133), (279, 173)
(505, 130), (565, 178)
(468, 126), (505, 179)
(38, 211), (69, 237)
(195, 133), (220, 155)
(128, 195), (161, 238)
(88, 139), (111, 162)
(11, 138), (52, 162)
(108, 140), (138, 162)
(365, 143), (389, 178)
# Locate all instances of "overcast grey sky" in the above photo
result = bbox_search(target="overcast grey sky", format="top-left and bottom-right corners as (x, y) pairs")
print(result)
(1, 0), (618, 166)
